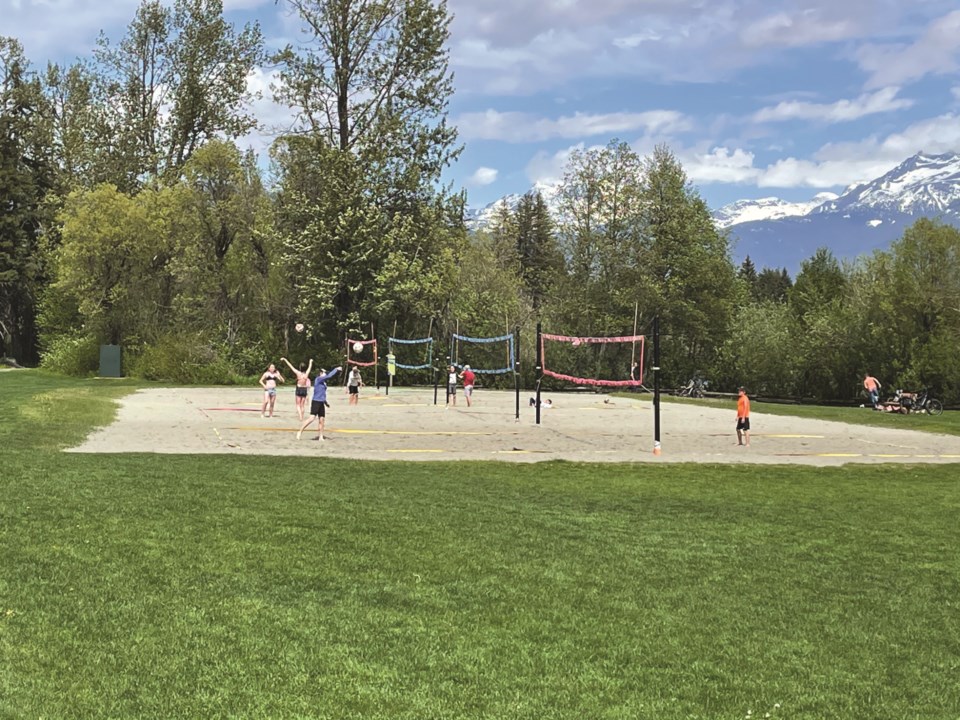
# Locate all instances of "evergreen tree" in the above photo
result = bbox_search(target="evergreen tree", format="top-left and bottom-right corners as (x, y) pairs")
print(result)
(515, 190), (562, 312)
(790, 247), (847, 321)
(755, 267), (792, 303)
(0, 38), (57, 364)
(738, 255), (758, 299)
(638, 144), (738, 383)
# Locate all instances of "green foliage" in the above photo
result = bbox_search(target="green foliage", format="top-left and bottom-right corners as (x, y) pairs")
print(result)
(88, 0), (265, 187)
(721, 301), (799, 395)
(274, 0), (459, 197)
(638, 145), (738, 384)
(790, 247), (847, 321)
(37, 331), (100, 376)
(0, 38), (58, 364)
(755, 266), (792, 303)
(126, 332), (246, 383)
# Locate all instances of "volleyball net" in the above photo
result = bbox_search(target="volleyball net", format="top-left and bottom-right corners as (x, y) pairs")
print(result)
(346, 338), (378, 367)
(540, 333), (645, 387)
(452, 332), (516, 375)
(388, 336), (434, 371)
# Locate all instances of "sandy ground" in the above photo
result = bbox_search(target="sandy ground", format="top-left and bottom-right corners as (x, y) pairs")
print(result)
(67, 386), (960, 465)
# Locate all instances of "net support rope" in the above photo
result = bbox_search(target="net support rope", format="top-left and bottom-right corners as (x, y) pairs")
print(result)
(452, 332), (515, 375)
(388, 336), (434, 370)
(540, 332), (645, 387)
(347, 338), (379, 367)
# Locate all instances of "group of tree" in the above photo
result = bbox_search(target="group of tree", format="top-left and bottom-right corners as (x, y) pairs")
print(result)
(727, 221), (960, 403)
(2, 0), (958, 403)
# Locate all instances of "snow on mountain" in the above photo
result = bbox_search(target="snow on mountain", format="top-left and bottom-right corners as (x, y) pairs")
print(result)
(814, 152), (960, 217)
(712, 193), (838, 229)
(465, 151), (960, 272)
(726, 152), (960, 271)
(465, 181), (560, 231)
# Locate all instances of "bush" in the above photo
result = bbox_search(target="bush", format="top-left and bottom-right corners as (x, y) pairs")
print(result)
(39, 333), (100, 376)
(127, 334), (247, 384)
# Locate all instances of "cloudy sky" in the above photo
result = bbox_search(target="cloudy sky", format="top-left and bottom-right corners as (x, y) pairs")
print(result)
(4, 0), (960, 210)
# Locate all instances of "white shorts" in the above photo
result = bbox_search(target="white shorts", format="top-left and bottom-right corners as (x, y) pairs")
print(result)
(464, 385), (474, 396)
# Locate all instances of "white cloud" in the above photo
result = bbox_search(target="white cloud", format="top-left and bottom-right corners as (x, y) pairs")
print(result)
(222, 0), (271, 9)
(684, 147), (760, 184)
(755, 113), (960, 188)
(613, 30), (662, 49)
(456, 109), (691, 143)
(857, 10), (960, 89)
(752, 87), (914, 124)
(468, 167), (499, 186)
(237, 66), (298, 159)
(740, 9), (856, 48)
(953, 87), (960, 102)
(524, 143), (589, 186)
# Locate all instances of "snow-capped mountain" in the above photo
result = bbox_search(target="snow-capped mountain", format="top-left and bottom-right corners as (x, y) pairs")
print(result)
(815, 153), (960, 217)
(465, 181), (560, 231)
(465, 152), (960, 272)
(712, 193), (838, 229)
(723, 152), (960, 271)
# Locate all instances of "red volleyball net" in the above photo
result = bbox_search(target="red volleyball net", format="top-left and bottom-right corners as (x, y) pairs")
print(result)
(540, 333), (645, 387)
(346, 338), (379, 367)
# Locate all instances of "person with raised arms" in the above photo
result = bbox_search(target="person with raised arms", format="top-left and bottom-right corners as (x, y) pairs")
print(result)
(297, 365), (342, 441)
(281, 357), (313, 422)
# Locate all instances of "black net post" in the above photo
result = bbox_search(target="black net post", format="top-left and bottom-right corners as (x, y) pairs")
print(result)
(514, 326), (520, 421)
(653, 315), (661, 455)
(535, 322), (542, 425)
(444, 354), (451, 405)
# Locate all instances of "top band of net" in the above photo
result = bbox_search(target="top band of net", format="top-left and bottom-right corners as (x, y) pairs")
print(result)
(388, 337), (434, 370)
(541, 333), (644, 387)
(347, 338), (378, 367)
(453, 332), (515, 374)
(453, 332), (513, 344)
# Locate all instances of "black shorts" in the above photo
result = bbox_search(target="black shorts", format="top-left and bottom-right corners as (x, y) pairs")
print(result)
(448, 384), (456, 396)
(737, 417), (750, 431)
(296, 387), (308, 398)
(310, 400), (326, 418)
(349, 385), (359, 395)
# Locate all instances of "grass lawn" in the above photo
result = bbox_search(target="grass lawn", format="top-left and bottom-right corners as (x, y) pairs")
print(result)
(2, 371), (960, 719)
(649, 393), (960, 437)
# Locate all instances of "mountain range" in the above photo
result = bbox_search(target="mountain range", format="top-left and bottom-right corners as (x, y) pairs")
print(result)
(465, 151), (960, 273)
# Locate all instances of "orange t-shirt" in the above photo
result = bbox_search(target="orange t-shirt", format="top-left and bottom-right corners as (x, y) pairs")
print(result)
(737, 395), (750, 418)
(864, 376), (879, 392)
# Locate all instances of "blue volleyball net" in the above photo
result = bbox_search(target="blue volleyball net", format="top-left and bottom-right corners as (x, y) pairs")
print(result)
(388, 336), (434, 371)
(452, 332), (516, 375)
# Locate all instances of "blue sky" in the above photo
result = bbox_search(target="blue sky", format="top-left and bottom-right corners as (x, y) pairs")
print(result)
(4, 0), (960, 210)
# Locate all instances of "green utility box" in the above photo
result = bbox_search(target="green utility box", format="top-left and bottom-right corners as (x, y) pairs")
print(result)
(99, 344), (122, 378)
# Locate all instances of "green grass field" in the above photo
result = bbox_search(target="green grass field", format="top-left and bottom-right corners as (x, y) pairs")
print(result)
(654, 393), (960, 436)
(3, 371), (960, 719)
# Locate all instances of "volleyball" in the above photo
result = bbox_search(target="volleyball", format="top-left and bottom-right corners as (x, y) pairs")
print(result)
(353, 341), (364, 354)
(572, 339), (581, 347)
(295, 323), (304, 333)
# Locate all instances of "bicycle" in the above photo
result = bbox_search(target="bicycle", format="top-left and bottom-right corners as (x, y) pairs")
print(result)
(897, 388), (943, 416)
(678, 377), (708, 398)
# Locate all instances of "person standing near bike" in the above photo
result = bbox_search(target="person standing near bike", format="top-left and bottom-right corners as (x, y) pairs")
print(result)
(863, 373), (882, 409)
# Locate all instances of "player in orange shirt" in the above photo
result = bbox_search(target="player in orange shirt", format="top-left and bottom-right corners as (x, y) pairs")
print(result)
(863, 373), (881, 409)
(737, 386), (751, 446)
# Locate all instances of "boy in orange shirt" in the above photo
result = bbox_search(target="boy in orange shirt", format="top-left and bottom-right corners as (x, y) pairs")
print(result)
(737, 386), (751, 446)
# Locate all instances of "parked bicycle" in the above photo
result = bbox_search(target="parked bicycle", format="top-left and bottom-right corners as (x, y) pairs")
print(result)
(894, 388), (943, 416)
(678, 377), (708, 398)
